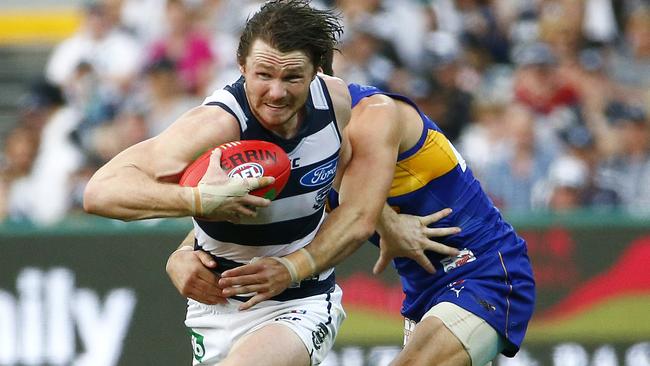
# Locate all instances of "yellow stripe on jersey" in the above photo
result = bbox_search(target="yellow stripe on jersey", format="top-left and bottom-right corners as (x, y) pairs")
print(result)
(389, 129), (458, 197)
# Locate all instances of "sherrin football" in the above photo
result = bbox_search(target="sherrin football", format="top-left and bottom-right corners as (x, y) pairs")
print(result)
(179, 140), (291, 200)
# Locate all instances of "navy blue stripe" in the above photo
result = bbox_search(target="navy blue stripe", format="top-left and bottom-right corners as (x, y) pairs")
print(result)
(325, 292), (332, 325)
(314, 76), (342, 142)
(195, 209), (324, 246)
(204, 101), (235, 117)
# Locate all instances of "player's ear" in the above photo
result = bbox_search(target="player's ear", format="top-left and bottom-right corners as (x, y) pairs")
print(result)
(239, 64), (245, 75)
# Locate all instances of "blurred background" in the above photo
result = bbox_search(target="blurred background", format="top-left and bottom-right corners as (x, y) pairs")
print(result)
(0, 0), (648, 365)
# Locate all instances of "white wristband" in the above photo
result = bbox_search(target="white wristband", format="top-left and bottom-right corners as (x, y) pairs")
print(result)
(194, 177), (254, 216)
(298, 248), (317, 276)
(269, 256), (299, 284)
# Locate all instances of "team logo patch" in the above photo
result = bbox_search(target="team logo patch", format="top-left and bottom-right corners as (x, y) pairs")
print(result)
(311, 322), (329, 350)
(300, 159), (337, 187)
(189, 329), (206, 362)
(313, 184), (332, 210)
(441, 249), (476, 273)
(228, 162), (264, 179)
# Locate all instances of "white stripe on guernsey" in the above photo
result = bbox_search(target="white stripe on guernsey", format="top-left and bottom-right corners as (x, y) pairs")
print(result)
(287, 122), (340, 167)
(310, 77), (328, 110)
(238, 190), (324, 224)
(202, 89), (249, 132)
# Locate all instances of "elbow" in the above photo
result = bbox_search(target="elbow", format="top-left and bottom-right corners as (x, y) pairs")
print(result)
(82, 180), (107, 216)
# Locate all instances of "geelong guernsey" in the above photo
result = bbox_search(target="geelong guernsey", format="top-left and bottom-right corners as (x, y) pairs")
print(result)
(194, 76), (342, 272)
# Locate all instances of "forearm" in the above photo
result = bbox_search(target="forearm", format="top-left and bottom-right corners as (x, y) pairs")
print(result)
(285, 201), (377, 281)
(84, 163), (194, 220)
(376, 203), (399, 237)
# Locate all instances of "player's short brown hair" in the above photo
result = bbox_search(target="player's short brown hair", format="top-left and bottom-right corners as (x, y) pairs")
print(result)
(237, 0), (343, 72)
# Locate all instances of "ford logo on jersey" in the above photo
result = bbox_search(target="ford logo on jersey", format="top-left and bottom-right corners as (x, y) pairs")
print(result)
(300, 159), (337, 187)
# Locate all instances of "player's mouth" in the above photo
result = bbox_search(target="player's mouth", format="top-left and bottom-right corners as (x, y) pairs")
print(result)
(264, 103), (288, 110)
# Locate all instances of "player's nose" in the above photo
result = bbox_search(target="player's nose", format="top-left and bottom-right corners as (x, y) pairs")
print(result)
(267, 80), (287, 100)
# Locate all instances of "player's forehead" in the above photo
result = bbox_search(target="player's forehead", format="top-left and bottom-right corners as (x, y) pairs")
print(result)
(247, 39), (313, 73)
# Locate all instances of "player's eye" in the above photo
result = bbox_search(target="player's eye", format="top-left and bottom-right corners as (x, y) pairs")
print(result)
(285, 75), (303, 83)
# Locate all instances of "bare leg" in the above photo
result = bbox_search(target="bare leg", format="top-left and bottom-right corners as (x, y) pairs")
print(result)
(392, 316), (470, 366)
(219, 323), (311, 366)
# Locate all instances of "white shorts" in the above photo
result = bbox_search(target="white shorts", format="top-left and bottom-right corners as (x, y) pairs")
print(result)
(405, 302), (504, 366)
(185, 285), (345, 366)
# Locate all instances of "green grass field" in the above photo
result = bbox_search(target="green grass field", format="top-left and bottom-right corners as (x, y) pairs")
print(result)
(526, 294), (650, 343)
(336, 295), (650, 345)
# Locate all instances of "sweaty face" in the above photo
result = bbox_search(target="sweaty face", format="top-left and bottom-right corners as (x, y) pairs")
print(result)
(241, 39), (315, 137)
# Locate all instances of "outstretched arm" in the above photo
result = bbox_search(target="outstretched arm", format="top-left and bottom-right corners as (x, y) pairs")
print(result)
(83, 106), (272, 221)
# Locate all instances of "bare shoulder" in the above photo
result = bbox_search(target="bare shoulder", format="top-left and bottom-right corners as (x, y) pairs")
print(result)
(319, 75), (348, 106)
(320, 74), (351, 129)
(153, 105), (240, 155)
(352, 93), (397, 119)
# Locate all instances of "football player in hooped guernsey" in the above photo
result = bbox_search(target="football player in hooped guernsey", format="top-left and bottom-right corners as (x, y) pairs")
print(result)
(84, 2), (357, 366)
(214, 81), (536, 365)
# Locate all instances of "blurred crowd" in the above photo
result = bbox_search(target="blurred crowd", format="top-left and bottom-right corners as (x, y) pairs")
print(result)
(0, 0), (649, 226)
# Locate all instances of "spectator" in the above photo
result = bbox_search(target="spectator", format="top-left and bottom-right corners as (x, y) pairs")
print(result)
(148, 0), (216, 96)
(513, 42), (580, 116)
(597, 103), (650, 214)
(0, 127), (40, 221)
(3, 80), (84, 225)
(141, 57), (201, 137)
(45, 0), (143, 98)
(481, 103), (556, 212)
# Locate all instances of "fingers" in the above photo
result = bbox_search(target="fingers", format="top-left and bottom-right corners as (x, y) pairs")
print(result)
(220, 263), (261, 278)
(424, 241), (460, 257)
(186, 285), (227, 305)
(410, 251), (436, 274)
(372, 253), (390, 275)
(200, 149), (226, 185)
(423, 226), (461, 238)
(238, 195), (271, 210)
(420, 208), (453, 226)
(194, 250), (217, 268)
(244, 176), (275, 191)
(219, 274), (262, 293)
(239, 293), (272, 311)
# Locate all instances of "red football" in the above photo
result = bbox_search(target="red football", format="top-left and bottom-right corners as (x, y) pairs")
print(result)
(179, 140), (291, 200)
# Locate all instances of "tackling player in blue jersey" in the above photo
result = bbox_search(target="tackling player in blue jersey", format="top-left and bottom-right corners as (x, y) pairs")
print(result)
(207, 81), (536, 365)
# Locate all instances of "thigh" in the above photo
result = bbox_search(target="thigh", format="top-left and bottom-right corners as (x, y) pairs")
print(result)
(394, 315), (469, 366)
(185, 286), (345, 366)
(396, 302), (503, 366)
(220, 323), (310, 366)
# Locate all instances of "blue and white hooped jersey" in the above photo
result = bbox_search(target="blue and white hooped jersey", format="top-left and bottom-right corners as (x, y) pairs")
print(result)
(195, 76), (342, 265)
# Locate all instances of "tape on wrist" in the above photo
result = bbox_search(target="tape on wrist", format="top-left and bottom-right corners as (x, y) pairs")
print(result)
(269, 256), (299, 283)
(192, 187), (203, 217)
(298, 248), (317, 276)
